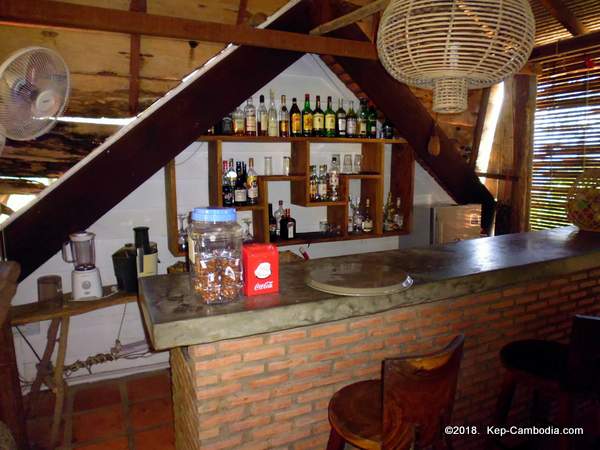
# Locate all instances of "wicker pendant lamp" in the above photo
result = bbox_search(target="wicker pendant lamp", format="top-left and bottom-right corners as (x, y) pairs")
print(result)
(377, 0), (535, 113)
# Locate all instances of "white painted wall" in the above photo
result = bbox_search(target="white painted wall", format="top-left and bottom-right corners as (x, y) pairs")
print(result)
(11, 55), (452, 388)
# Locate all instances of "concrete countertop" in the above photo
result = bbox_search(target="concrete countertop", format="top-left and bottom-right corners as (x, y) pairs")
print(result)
(139, 226), (600, 350)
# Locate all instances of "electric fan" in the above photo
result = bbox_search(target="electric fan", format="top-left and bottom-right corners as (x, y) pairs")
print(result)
(0, 47), (70, 149)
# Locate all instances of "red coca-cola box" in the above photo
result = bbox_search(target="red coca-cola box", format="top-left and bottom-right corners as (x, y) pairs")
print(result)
(242, 243), (279, 297)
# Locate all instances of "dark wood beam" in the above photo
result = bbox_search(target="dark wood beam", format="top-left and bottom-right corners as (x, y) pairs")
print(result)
(0, 0), (378, 61)
(530, 28), (600, 61)
(128, 0), (146, 116)
(310, 0), (388, 35)
(538, 0), (586, 36)
(470, 87), (491, 170)
(237, 0), (249, 25)
(0, 179), (46, 195)
(1, 1), (316, 280)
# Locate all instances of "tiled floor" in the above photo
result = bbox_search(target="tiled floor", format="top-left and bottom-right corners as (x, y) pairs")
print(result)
(25, 370), (174, 450)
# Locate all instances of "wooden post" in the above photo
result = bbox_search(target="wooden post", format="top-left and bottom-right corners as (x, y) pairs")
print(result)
(510, 74), (537, 233)
(50, 316), (69, 447)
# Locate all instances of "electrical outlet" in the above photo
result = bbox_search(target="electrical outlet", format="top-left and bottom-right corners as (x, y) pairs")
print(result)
(20, 323), (40, 336)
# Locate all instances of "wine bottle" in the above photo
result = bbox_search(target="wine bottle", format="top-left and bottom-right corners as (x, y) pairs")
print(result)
(268, 203), (277, 242)
(309, 165), (318, 201)
(358, 99), (368, 137)
(302, 94), (313, 137)
(368, 105), (377, 138)
(290, 97), (302, 137)
(325, 96), (336, 137)
(336, 99), (347, 137)
(362, 197), (373, 232)
(393, 197), (404, 230)
(383, 192), (395, 231)
(268, 90), (278, 137)
(257, 94), (268, 136)
(244, 97), (256, 136)
(383, 118), (394, 139)
(279, 95), (289, 137)
(234, 161), (247, 205)
(246, 157), (259, 205)
(313, 95), (325, 137)
(222, 160), (234, 206)
(328, 155), (340, 202)
(317, 164), (328, 201)
(274, 200), (284, 236)
(280, 209), (296, 240)
(346, 101), (357, 138)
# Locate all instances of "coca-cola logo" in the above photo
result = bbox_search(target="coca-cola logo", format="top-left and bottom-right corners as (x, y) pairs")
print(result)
(254, 262), (271, 279)
(254, 280), (274, 290)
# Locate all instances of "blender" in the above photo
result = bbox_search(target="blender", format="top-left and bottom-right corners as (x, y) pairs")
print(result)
(62, 231), (103, 300)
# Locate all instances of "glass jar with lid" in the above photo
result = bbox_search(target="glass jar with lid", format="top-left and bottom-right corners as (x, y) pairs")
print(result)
(188, 207), (243, 304)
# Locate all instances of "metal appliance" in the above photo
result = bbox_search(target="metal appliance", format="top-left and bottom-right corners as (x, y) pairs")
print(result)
(62, 231), (103, 300)
(429, 204), (482, 245)
(134, 227), (158, 277)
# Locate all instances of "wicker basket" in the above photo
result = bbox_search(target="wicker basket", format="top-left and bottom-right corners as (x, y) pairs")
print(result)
(566, 169), (600, 232)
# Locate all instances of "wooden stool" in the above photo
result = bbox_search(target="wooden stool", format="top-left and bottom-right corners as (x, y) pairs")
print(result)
(327, 335), (465, 450)
(495, 315), (600, 449)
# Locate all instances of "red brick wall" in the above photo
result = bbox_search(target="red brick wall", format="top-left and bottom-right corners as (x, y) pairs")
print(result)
(181, 268), (600, 450)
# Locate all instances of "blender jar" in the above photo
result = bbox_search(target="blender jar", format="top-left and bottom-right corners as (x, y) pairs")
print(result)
(62, 232), (97, 271)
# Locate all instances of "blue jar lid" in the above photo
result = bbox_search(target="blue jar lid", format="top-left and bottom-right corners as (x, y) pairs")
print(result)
(191, 207), (237, 223)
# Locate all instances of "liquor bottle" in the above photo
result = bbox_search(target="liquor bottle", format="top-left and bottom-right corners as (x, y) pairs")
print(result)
(352, 197), (363, 233)
(362, 197), (373, 233)
(346, 100), (357, 138)
(221, 114), (233, 135)
(367, 105), (377, 138)
(268, 203), (277, 242)
(234, 161), (247, 205)
(257, 94), (268, 136)
(268, 90), (278, 137)
(280, 209), (296, 240)
(290, 97), (302, 137)
(244, 97), (257, 136)
(383, 192), (395, 231)
(358, 99), (368, 137)
(328, 155), (340, 201)
(222, 160), (234, 206)
(279, 95), (290, 137)
(233, 105), (245, 136)
(325, 96), (336, 137)
(313, 95), (325, 137)
(302, 94), (313, 137)
(246, 157), (259, 205)
(336, 99), (347, 137)
(383, 118), (394, 139)
(317, 164), (328, 201)
(274, 200), (284, 236)
(393, 197), (404, 230)
(309, 165), (318, 201)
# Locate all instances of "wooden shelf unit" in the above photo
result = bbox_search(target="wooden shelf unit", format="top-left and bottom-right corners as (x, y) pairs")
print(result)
(165, 136), (414, 256)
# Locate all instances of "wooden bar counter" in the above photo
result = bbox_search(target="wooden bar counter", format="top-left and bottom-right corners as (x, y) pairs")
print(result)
(139, 226), (600, 450)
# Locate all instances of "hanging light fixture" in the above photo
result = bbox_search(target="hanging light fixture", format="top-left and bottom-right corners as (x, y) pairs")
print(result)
(377, 0), (535, 114)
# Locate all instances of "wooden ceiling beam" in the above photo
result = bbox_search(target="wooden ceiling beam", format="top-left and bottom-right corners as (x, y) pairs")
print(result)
(0, 0), (378, 61)
(537, 0), (586, 36)
(128, 0), (146, 116)
(530, 28), (600, 61)
(310, 0), (388, 35)
(237, 0), (249, 25)
(0, 179), (46, 195)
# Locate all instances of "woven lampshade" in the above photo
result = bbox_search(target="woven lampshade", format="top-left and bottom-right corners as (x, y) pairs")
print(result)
(377, 0), (535, 113)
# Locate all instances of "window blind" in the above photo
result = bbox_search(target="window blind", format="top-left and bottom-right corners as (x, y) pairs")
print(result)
(530, 47), (600, 230)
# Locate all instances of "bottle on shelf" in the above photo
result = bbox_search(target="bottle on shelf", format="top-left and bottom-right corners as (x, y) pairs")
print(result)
(383, 192), (395, 231)
(368, 105), (378, 139)
(234, 161), (247, 205)
(274, 200), (284, 236)
(328, 155), (340, 202)
(362, 197), (373, 233)
(222, 160), (234, 206)
(346, 100), (357, 138)
(268, 90), (278, 137)
(325, 96), (336, 137)
(268, 203), (277, 242)
(351, 196), (363, 233)
(317, 164), (328, 201)
(302, 94), (313, 137)
(313, 95), (325, 137)
(309, 165), (318, 201)
(246, 157), (259, 205)
(290, 97), (302, 137)
(279, 95), (289, 138)
(244, 97), (257, 136)
(393, 197), (404, 230)
(336, 99), (347, 137)
(221, 114), (233, 135)
(258, 94), (268, 136)
(233, 105), (245, 136)
(358, 99), (368, 137)
(280, 209), (296, 240)
(383, 118), (394, 139)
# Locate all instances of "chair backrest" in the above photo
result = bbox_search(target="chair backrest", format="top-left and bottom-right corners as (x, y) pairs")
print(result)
(382, 335), (465, 450)
(565, 314), (600, 395)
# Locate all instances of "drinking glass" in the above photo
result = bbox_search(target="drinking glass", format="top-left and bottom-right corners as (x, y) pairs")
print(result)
(354, 154), (362, 174)
(282, 156), (291, 176)
(264, 156), (273, 176)
(343, 154), (353, 174)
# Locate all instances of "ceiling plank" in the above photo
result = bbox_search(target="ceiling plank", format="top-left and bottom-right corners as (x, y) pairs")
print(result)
(529, 28), (600, 61)
(1, 0), (315, 280)
(0, 180), (46, 195)
(128, 0), (147, 115)
(310, 0), (388, 35)
(0, 0), (378, 60)
(537, 0), (586, 36)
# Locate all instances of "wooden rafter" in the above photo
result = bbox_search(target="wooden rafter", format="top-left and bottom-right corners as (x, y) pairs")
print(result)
(128, 0), (147, 116)
(237, 0), (249, 25)
(0, 179), (45, 195)
(538, 0), (586, 36)
(530, 28), (600, 61)
(310, 0), (388, 35)
(0, 0), (378, 61)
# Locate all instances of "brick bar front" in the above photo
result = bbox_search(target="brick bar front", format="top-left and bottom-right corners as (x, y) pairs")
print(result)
(171, 267), (600, 450)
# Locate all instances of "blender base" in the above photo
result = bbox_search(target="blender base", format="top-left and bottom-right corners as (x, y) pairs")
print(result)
(72, 268), (103, 301)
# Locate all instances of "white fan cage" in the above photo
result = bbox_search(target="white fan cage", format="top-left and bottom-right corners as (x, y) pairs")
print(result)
(377, 0), (535, 113)
(0, 47), (70, 140)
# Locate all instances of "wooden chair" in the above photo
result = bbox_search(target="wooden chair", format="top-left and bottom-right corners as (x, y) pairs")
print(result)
(327, 335), (465, 450)
(495, 315), (600, 449)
